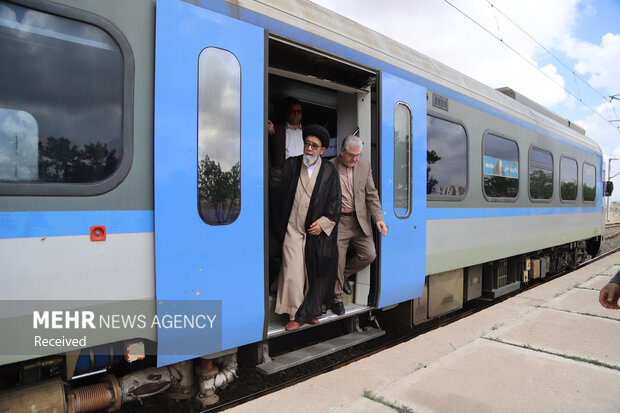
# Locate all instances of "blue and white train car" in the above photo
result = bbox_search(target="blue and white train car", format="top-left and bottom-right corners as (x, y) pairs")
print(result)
(0, 0), (608, 409)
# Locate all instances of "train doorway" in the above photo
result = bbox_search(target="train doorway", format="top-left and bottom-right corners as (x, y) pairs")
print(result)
(265, 37), (379, 335)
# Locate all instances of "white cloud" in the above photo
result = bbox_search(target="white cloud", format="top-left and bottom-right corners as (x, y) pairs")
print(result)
(561, 32), (620, 93)
(309, 0), (579, 107)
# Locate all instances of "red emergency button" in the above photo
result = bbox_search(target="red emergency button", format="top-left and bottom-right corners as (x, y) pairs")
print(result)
(90, 226), (106, 241)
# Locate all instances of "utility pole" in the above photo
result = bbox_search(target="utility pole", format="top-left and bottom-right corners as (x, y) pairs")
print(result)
(607, 157), (619, 222)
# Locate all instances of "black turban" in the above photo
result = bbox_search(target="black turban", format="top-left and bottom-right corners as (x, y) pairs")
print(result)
(303, 124), (330, 148)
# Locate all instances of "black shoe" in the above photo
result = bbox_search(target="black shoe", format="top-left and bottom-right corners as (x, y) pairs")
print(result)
(343, 279), (352, 295)
(331, 302), (345, 316)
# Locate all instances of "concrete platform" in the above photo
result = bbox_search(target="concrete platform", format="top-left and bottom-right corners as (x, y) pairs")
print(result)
(223, 252), (620, 413)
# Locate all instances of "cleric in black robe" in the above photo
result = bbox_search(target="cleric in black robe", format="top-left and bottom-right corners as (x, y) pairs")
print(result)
(269, 124), (341, 329)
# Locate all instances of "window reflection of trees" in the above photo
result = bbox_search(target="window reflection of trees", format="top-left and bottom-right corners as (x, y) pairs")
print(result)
(561, 182), (578, 200)
(583, 164), (596, 202)
(529, 149), (553, 201)
(198, 155), (240, 224)
(484, 175), (518, 198)
(427, 150), (440, 195)
(560, 157), (577, 201)
(583, 184), (595, 201)
(37, 136), (118, 183)
(529, 167), (553, 200)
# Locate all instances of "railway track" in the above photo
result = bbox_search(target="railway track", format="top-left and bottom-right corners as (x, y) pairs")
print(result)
(605, 222), (620, 240)
(195, 244), (620, 413)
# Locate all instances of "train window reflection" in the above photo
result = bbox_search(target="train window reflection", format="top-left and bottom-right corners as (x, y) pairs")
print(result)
(394, 102), (411, 218)
(483, 133), (519, 200)
(198, 47), (241, 225)
(427, 116), (467, 200)
(0, 109), (38, 181)
(560, 156), (578, 201)
(529, 147), (553, 201)
(0, 1), (124, 187)
(583, 163), (596, 203)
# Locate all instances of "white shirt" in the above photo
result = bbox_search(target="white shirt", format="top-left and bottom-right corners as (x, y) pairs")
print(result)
(285, 123), (304, 159)
(306, 160), (318, 178)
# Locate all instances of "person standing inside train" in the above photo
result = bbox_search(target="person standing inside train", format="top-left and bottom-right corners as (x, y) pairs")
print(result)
(599, 270), (620, 309)
(329, 135), (388, 316)
(270, 124), (341, 331)
(268, 97), (304, 168)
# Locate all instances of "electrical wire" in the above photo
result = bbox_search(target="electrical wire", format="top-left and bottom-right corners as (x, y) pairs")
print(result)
(485, 0), (610, 104)
(442, 0), (620, 136)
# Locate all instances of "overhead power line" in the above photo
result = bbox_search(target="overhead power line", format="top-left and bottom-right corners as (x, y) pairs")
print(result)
(441, 0), (620, 136)
(484, 0), (611, 104)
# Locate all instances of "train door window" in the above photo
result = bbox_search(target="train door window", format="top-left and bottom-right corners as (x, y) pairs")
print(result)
(197, 47), (241, 225)
(583, 162), (596, 203)
(427, 115), (467, 200)
(482, 132), (519, 201)
(528, 147), (553, 201)
(394, 102), (412, 218)
(560, 156), (578, 202)
(0, 0), (133, 195)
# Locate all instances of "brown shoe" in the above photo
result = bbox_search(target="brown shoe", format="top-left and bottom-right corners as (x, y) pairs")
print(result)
(307, 317), (319, 325)
(285, 320), (303, 331)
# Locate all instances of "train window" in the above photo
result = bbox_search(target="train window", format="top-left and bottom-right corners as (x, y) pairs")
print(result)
(529, 147), (553, 201)
(583, 163), (596, 203)
(482, 133), (519, 200)
(560, 156), (578, 201)
(394, 102), (412, 218)
(427, 115), (467, 200)
(0, 0), (133, 195)
(197, 47), (241, 225)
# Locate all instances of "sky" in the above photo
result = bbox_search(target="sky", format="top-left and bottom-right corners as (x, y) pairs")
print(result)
(309, 0), (620, 198)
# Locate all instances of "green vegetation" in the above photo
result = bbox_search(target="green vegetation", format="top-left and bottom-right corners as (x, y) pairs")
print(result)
(363, 390), (415, 413)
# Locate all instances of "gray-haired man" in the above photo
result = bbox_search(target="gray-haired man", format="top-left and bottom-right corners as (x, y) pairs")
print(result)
(329, 135), (387, 315)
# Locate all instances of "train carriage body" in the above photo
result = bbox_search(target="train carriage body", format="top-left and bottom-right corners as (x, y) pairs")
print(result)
(0, 0), (607, 408)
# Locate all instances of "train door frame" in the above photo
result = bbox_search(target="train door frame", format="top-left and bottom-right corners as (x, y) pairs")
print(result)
(154, 0), (267, 366)
(265, 36), (380, 335)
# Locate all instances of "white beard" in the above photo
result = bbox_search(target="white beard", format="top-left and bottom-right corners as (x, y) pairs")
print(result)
(303, 153), (319, 167)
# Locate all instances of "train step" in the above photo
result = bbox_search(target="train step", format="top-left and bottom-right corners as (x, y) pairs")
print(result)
(256, 326), (385, 375)
(267, 302), (371, 338)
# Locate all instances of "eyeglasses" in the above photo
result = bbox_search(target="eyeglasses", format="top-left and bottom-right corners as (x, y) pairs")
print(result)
(343, 148), (361, 158)
(304, 141), (322, 150)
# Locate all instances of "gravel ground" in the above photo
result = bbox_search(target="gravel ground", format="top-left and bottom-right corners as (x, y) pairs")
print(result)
(601, 226), (620, 254)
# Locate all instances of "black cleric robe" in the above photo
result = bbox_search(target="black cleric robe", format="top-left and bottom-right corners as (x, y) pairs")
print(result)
(269, 155), (341, 322)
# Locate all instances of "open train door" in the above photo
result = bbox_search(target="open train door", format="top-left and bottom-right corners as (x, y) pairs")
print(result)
(154, 0), (265, 366)
(378, 72), (427, 308)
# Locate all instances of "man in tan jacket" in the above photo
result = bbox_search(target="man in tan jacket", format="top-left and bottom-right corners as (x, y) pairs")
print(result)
(329, 135), (388, 315)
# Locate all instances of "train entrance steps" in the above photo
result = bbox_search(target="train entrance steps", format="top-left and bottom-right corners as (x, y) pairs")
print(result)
(256, 327), (385, 375)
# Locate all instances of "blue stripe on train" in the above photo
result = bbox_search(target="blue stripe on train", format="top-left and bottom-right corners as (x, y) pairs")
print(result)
(0, 210), (154, 239)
